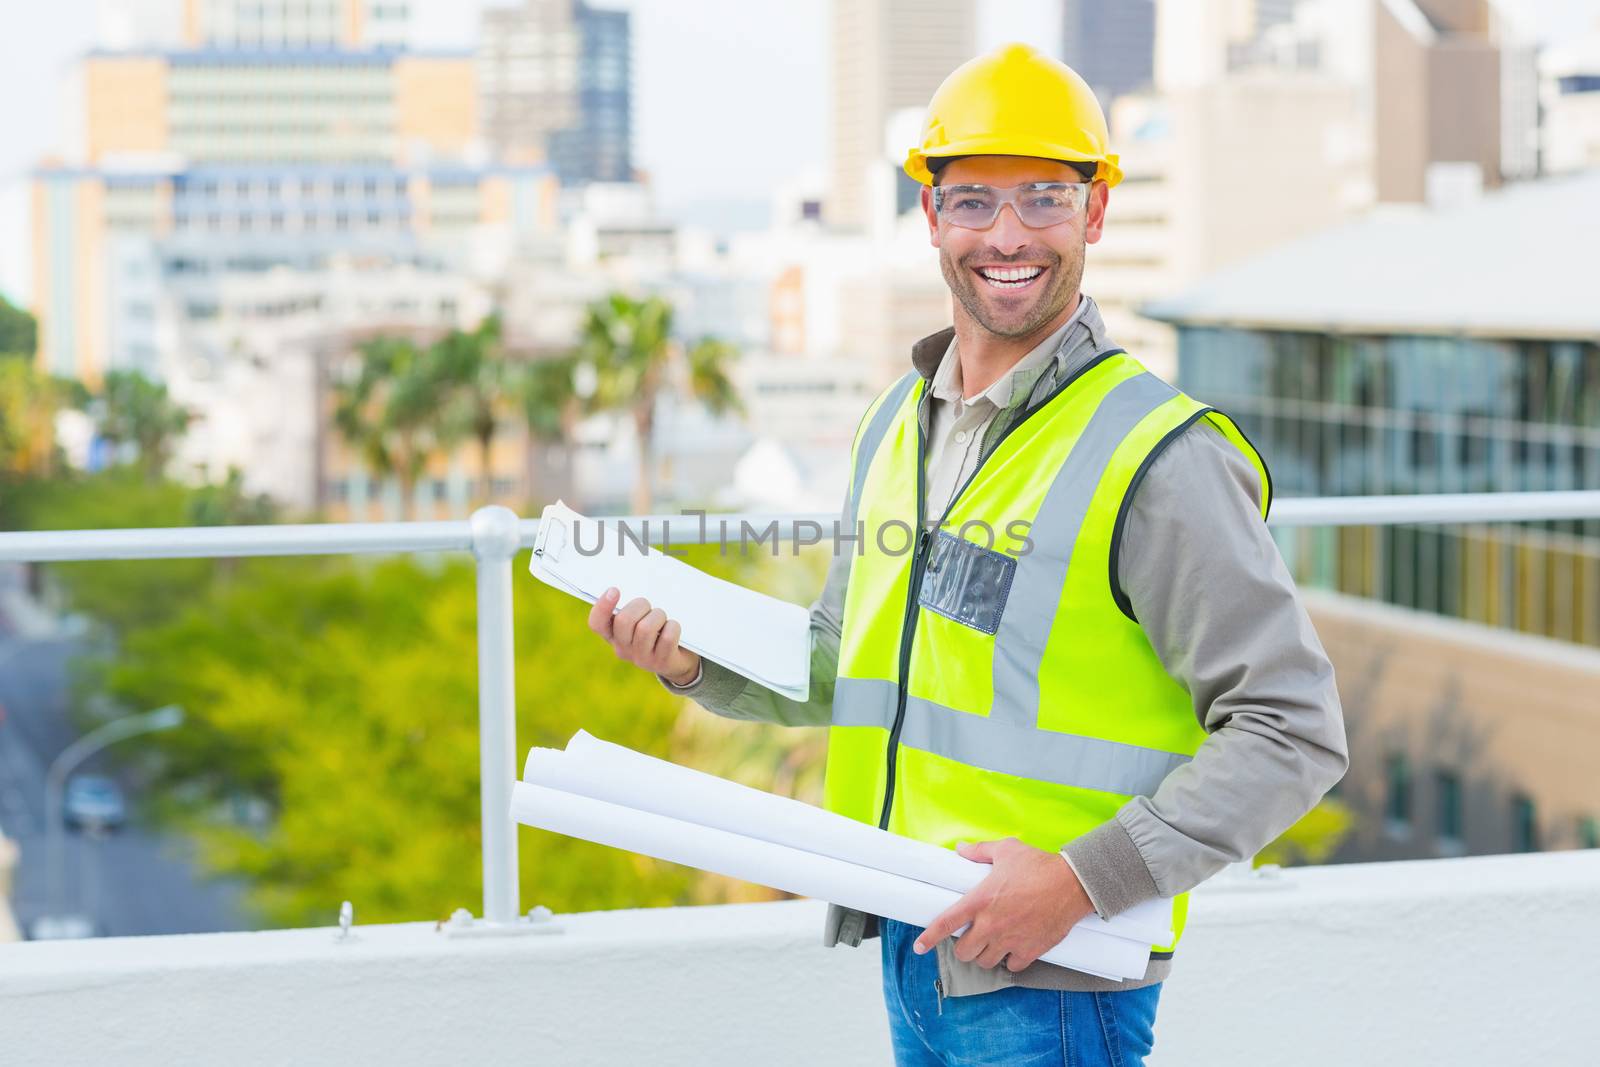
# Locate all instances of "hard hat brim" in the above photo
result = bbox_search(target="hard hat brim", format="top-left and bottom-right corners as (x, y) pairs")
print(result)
(905, 138), (1123, 189)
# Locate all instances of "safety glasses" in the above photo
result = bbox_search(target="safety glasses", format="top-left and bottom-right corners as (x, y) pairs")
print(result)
(931, 181), (1090, 230)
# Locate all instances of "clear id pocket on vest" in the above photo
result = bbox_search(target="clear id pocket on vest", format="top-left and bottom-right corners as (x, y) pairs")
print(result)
(917, 530), (1016, 635)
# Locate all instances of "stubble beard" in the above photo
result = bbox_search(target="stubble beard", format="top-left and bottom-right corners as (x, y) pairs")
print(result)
(940, 240), (1085, 342)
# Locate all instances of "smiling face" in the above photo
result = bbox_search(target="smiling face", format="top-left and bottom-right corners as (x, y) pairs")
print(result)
(922, 155), (1109, 342)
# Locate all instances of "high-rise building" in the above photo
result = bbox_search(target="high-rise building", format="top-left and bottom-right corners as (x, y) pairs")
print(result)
(32, 0), (558, 514)
(478, 0), (632, 185)
(1060, 0), (1155, 106)
(827, 0), (975, 232)
(1373, 0), (1506, 201)
(1146, 171), (1600, 867)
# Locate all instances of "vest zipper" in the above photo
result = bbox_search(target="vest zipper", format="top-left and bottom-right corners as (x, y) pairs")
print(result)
(871, 349), (1125, 833)
(877, 411), (930, 831)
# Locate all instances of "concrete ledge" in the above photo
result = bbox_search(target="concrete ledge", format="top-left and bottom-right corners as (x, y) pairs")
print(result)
(2, 851), (1597, 1065)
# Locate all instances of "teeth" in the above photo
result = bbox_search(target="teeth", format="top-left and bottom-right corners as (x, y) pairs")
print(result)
(978, 266), (1043, 285)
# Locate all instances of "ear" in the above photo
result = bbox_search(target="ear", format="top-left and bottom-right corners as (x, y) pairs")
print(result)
(922, 185), (940, 249)
(1084, 181), (1110, 245)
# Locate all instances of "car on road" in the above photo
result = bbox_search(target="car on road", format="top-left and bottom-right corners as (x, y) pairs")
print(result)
(63, 774), (126, 831)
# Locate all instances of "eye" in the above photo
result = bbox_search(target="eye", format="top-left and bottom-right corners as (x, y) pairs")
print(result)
(954, 197), (991, 210)
(1027, 195), (1067, 209)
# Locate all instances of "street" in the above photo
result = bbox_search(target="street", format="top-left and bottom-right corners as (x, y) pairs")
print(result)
(0, 631), (248, 938)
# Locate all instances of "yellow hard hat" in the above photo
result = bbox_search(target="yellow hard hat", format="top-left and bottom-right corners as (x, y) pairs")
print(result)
(904, 42), (1123, 189)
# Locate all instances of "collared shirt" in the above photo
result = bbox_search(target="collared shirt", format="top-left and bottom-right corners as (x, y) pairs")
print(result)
(922, 297), (1090, 523)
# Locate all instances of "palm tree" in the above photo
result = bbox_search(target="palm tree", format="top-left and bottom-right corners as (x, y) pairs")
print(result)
(332, 336), (448, 521)
(520, 352), (581, 507)
(97, 370), (193, 483)
(434, 314), (514, 506)
(575, 293), (743, 515)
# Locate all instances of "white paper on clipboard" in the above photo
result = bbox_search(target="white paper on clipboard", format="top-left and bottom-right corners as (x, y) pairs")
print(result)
(528, 500), (811, 701)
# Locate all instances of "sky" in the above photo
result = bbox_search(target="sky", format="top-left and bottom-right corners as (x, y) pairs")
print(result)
(0, 0), (1059, 304)
(0, 0), (1594, 305)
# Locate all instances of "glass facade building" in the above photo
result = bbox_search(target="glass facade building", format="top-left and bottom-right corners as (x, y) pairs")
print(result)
(1178, 326), (1600, 647)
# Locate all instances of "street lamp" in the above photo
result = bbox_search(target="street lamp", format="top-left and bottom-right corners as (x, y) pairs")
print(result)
(44, 704), (185, 921)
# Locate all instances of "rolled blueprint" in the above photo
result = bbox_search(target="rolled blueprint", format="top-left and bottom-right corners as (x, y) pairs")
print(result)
(510, 780), (1150, 980)
(523, 732), (1174, 947)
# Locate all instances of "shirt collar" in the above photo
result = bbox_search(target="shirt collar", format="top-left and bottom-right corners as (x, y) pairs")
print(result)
(913, 294), (1102, 409)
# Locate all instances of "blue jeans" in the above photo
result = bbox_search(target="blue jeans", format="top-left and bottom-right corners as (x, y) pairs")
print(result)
(879, 917), (1162, 1066)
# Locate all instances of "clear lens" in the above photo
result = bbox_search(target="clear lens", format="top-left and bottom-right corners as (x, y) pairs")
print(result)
(934, 182), (1088, 230)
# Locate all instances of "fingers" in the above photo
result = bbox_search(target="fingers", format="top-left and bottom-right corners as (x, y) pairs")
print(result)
(659, 618), (683, 654)
(612, 597), (658, 649)
(914, 894), (979, 955)
(1005, 950), (1039, 973)
(952, 926), (988, 964)
(955, 839), (1006, 864)
(587, 587), (620, 640)
(589, 589), (679, 672)
(974, 940), (1009, 970)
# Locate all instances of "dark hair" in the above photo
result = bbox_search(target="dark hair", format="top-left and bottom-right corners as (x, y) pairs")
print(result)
(928, 155), (1097, 184)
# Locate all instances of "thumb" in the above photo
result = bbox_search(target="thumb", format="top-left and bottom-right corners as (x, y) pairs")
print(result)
(957, 839), (1001, 864)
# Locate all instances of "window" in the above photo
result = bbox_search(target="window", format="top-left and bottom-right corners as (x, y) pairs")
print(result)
(1511, 794), (1539, 853)
(1384, 753), (1411, 836)
(1435, 770), (1462, 847)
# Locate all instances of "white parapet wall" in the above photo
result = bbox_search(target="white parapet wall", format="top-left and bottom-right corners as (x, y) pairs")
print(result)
(2, 850), (1597, 1065)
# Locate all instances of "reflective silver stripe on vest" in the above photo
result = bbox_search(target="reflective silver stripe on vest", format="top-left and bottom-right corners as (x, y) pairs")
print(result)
(831, 368), (1192, 798)
(832, 677), (1189, 798)
(990, 371), (1178, 727)
(848, 371), (920, 529)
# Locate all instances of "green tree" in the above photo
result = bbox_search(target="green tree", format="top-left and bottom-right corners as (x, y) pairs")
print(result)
(575, 293), (742, 515)
(332, 336), (449, 520)
(97, 370), (194, 483)
(97, 549), (780, 926)
(0, 293), (36, 356)
(434, 315), (515, 506)
(8, 467), (239, 632)
(0, 358), (85, 485)
(187, 466), (277, 527)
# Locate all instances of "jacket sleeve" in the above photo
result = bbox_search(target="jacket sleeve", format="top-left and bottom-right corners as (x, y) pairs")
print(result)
(1061, 422), (1349, 918)
(654, 488), (853, 729)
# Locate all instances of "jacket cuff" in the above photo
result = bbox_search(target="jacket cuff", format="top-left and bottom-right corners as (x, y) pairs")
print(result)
(1060, 817), (1160, 920)
(660, 660), (703, 690)
(657, 658), (748, 705)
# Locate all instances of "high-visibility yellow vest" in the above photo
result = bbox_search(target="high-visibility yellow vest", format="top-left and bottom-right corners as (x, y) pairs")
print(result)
(822, 348), (1270, 954)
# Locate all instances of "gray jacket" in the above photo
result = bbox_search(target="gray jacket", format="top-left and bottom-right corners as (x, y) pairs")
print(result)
(661, 296), (1348, 996)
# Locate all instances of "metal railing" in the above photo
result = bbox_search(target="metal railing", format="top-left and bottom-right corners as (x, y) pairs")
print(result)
(3, 491), (1598, 925)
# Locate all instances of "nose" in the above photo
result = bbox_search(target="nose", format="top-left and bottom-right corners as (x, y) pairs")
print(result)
(985, 203), (1031, 255)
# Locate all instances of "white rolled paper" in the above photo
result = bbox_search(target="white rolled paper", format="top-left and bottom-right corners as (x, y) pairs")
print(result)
(523, 731), (1174, 947)
(511, 779), (1152, 981)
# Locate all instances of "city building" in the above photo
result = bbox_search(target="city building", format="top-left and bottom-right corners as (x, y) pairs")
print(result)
(826, 0), (975, 232)
(32, 1), (563, 515)
(1061, 0), (1155, 107)
(478, 0), (633, 186)
(1145, 170), (1600, 863)
(1086, 0), (1542, 379)
(94, 0), (411, 51)
(1539, 25), (1600, 175)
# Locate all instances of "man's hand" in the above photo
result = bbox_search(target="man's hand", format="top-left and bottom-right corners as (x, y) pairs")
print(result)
(913, 837), (1095, 972)
(587, 586), (702, 685)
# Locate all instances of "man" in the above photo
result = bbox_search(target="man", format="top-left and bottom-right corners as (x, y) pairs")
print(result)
(587, 43), (1346, 1066)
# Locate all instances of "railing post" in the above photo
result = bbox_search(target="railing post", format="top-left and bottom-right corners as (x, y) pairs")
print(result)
(470, 506), (522, 924)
